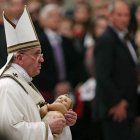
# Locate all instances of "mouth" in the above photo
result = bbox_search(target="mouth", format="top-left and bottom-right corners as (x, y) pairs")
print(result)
(38, 66), (41, 70)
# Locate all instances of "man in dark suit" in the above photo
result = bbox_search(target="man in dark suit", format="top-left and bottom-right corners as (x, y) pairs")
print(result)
(33, 4), (77, 102)
(93, 1), (138, 140)
(0, 23), (7, 69)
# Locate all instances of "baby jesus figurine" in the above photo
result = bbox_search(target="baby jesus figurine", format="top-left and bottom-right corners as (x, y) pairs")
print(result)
(40, 94), (73, 139)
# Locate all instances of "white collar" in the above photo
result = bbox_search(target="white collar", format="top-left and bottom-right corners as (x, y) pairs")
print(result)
(110, 24), (128, 40)
(11, 63), (32, 83)
(45, 28), (60, 38)
(116, 30), (128, 41)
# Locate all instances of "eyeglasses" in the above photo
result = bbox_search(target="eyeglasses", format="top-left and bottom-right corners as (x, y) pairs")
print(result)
(20, 52), (43, 60)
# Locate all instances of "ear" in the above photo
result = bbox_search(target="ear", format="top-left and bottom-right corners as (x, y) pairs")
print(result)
(15, 54), (24, 65)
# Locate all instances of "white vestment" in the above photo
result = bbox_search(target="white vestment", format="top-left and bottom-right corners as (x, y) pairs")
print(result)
(0, 65), (53, 140)
(0, 64), (72, 140)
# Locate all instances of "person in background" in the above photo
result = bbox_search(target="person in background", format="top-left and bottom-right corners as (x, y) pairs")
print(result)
(0, 0), (7, 68)
(0, 6), (77, 140)
(42, 0), (63, 5)
(132, 4), (140, 140)
(7, 0), (25, 23)
(33, 4), (77, 103)
(92, 15), (108, 39)
(65, 0), (88, 17)
(72, 2), (92, 85)
(84, 15), (108, 77)
(135, 5), (140, 62)
(27, 0), (43, 38)
(93, 1), (138, 140)
(59, 16), (73, 39)
(91, 0), (110, 20)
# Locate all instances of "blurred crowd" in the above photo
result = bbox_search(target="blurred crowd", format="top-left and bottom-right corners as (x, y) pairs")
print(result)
(1, 0), (140, 140)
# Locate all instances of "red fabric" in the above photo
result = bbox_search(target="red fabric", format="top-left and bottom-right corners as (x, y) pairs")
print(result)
(74, 91), (84, 119)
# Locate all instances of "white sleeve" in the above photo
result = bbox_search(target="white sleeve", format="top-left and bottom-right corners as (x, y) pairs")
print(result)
(57, 126), (72, 140)
(48, 125), (54, 140)
(0, 78), (51, 140)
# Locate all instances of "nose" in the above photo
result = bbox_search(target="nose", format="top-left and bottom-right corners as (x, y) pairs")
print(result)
(40, 56), (44, 62)
(38, 55), (44, 63)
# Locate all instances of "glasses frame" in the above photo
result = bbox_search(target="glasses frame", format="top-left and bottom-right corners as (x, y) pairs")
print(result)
(20, 52), (43, 60)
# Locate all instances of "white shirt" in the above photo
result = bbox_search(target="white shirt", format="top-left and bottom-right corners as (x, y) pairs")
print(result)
(44, 29), (62, 48)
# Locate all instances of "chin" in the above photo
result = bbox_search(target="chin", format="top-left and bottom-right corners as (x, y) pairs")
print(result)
(32, 71), (40, 77)
(36, 71), (41, 75)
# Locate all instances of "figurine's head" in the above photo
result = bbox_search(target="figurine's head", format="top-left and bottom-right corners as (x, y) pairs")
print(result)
(55, 94), (73, 110)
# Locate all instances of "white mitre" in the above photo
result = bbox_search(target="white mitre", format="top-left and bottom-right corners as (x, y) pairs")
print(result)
(0, 5), (40, 76)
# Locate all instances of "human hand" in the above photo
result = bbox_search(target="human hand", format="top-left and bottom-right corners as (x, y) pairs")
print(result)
(64, 109), (77, 126)
(48, 117), (66, 134)
(109, 100), (128, 122)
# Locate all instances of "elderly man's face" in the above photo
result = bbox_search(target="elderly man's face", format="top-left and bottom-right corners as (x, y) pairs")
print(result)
(110, 1), (130, 32)
(18, 47), (44, 77)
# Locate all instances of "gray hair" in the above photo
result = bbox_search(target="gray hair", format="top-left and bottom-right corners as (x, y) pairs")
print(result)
(39, 4), (61, 20)
(108, 0), (130, 13)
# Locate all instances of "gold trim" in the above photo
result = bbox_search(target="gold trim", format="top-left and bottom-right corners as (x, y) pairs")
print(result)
(3, 11), (16, 28)
(7, 40), (40, 53)
(8, 40), (39, 48)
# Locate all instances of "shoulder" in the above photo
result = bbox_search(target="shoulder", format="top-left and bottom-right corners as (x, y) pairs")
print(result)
(94, 27), (119, 57)
(0, 77), (23, 101)
(95, 27), (119, 50)
(0, 75), (26, 93)
(97, 26), (117, 43)
(0, 77), (17, 87)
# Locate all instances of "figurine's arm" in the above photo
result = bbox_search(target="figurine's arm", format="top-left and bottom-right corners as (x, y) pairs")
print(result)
(40, 104), (48, 119)
(47, 103), (67, 115)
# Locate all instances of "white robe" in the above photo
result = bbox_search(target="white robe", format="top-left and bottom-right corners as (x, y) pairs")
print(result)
(0, 66), (53, 140)
(0, 65), (72, 140)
